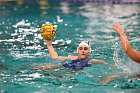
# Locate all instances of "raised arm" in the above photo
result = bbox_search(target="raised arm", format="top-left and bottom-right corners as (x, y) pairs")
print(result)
(113, 22), (140, 63)
(46, 40), (78, 61)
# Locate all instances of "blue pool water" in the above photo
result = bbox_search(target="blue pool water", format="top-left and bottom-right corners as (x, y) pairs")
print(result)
(0, 1), (140, 93)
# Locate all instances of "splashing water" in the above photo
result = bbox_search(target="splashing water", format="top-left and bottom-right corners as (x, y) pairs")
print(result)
(113, 41), (140, 74)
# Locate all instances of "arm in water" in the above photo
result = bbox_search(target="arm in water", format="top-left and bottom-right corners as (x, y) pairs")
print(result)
(101, 74), (140, 84)
(113, 22), (140, 63)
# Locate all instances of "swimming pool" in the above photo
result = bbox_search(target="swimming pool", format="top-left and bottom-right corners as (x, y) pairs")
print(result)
(0, 0), (140, 93)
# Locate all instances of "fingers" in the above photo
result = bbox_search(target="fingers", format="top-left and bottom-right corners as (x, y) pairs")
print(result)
(113, 26), (117, 30)
(113, 22), (118, 28)
(45, 40), (52, 45)
(113, 22), (122, 31)
(113, 23), (118, 31)
(113, 22), (117, 27)
(46, 40), (51, 42)
(114, 22), (122, 28)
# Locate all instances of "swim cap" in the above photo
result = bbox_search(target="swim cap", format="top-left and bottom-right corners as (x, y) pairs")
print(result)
(77, 41), (91, 53)
(78, 41), (90, 48)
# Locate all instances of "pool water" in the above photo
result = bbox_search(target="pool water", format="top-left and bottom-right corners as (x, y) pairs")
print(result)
(0, 1), (140, 93)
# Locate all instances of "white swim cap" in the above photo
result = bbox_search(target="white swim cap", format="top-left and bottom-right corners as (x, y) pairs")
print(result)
(77, 41), (91, 53)
(78, 41), (90, 48)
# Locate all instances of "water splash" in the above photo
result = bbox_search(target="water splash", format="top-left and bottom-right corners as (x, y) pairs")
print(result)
(113, 41), (140, 74)
(113, 42), (127, 73)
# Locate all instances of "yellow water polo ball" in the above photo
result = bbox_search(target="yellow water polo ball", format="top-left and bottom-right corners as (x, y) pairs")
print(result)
(40, 24), (56, 40)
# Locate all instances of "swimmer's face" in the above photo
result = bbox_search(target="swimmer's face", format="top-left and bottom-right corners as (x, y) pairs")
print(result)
(77, 45), (90, 59)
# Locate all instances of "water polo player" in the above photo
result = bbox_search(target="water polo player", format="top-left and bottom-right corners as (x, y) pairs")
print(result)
(35, 23), (107, 70)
